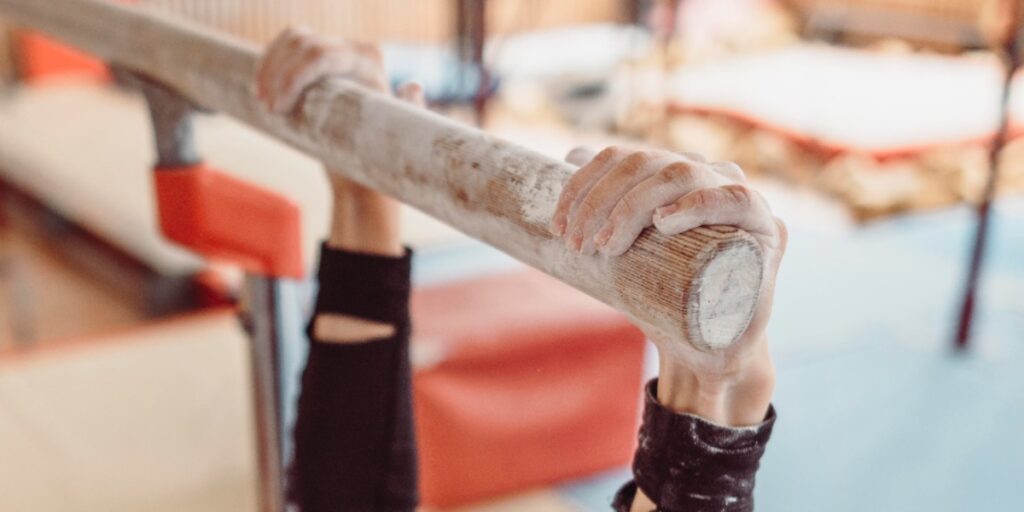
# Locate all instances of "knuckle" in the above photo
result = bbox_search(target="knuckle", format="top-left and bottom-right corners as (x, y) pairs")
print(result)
(279, 28), (299, 41)
(595, 146), (621, 163)
(621, 151), (653, 173)
(688, 190), (715, 209)
(287, 35), (306, 50)
(305, 44), (328, 60)
(657, 161), (695, 184)
(721, 184), (753, 207)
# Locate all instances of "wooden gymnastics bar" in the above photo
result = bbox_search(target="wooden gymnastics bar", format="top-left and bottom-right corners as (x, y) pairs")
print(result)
(0, 0), (763, 349)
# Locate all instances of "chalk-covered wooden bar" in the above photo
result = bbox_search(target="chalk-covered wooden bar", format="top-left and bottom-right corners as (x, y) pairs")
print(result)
(0, 0), (763, 349)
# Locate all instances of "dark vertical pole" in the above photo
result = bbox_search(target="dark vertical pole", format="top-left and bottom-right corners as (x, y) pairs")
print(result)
(624, 0), (643, 25)
(471, 0), (488, 126)
(0, 178), (7, 229)
(456, 0), (488, 126)
(954, 2), (1022, 350)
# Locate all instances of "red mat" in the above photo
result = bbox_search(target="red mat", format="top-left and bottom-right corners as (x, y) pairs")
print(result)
(412, 269), (647, 507)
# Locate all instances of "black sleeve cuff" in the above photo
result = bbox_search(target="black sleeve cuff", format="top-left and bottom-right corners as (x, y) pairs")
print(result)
(309, 243), (413, 328)
(623, 378), (776, 512)
(291, 244), (418, 511)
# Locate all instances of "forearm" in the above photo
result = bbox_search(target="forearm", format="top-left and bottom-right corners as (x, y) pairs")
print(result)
(289, 245), (417, 512)
(325, 174), (402, 258)
(655, 337), (775, 427)
(622, 338), (776, 512)
(617, 379), (776, 512)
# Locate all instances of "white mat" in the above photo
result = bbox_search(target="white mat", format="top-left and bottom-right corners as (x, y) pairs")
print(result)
(0, 312), (255, 512)
(669, 44), (1022, 153)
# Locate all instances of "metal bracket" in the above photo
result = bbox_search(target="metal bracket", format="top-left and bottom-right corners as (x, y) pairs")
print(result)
(112, 65), (201, 168)
(121, 65), (288, 512)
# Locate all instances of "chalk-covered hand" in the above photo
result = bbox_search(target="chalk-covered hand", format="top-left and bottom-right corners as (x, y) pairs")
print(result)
(256, 27), (425, 257)
(551, 146), (786, 427)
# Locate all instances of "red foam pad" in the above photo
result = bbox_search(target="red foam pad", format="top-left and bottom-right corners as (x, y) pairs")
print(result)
(411, 270), (646, 507)
(14, 3), (139, 84)
(15, 31), (110, 84)
(154, 164), (304, 278)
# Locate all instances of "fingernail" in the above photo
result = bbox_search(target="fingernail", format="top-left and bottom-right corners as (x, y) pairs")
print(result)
(550, 216), (567, 236)
(656, 205), (678, 218)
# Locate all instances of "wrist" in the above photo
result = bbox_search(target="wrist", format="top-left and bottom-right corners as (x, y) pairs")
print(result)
(326, 173), (402, 257)
(655, 336), (775, 426)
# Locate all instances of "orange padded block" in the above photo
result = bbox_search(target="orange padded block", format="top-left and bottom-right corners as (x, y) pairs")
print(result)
(154, 164), (304, 278)
(15, 31), (110, 84)
(14, 1), (137, 84)
(411, 270), (646, 507)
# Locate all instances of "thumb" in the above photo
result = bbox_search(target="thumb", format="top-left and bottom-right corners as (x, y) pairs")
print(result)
(565, 145), (599, 167)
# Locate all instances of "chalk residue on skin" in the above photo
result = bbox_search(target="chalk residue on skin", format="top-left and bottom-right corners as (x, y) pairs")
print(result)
(301, 78), (362, 144)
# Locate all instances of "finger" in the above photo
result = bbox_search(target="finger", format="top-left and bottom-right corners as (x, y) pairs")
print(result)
(257, 33), (293, 104)
(270, 42), (388, 114)
(269, 41), (332, 113)
(673, 151), (748, 182)
(565, 146), (599, 167)
(549, 146), (627, 236)
(773, 216), (788, 256)
(257, 27), (311, 105)
(565, 151), (674, 254)
(349, 42), (390, 90)
(264, 30), (322, 112)
(396, 80), (426, 107)
(652, 184), (777, 240)
(594, 160), (728, 256)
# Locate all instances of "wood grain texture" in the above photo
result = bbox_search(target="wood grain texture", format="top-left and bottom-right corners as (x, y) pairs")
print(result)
(0, 0), (763, 349)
